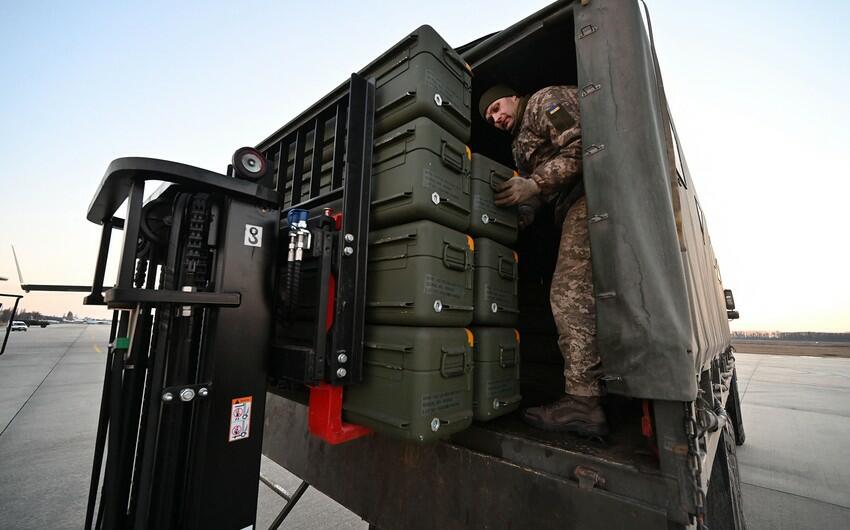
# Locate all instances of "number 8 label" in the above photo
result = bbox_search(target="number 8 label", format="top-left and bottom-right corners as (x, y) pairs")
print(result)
(244, 224), (263, 247)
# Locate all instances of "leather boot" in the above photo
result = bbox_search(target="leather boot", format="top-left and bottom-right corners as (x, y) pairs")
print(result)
(521, 395), (608, 436)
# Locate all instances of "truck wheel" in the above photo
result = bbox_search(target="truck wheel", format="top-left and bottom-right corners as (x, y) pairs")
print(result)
(725, 368), (746, 446)
(705, 423), (747, 529)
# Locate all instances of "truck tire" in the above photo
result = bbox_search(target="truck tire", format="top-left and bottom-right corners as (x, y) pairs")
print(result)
(725, 368), (746, 446)
(705, 423), (747, 529)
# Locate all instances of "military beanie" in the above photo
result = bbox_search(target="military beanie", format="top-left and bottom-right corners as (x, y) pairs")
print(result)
(478, 85), (517, 120)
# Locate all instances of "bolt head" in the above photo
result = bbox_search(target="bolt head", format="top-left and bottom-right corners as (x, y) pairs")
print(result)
(490, 302), (498, 313)
(343, 246), (354, 256)
(162, 392), (174, 402)
(433, 93), (443, 106)
(433, 300), (443, 313)
(337, 353), (348, 364)
(481, 214), (490, 224)
(198, 387), (209, 397)
(336, 367), (347, 378)
(344, 233), (355, 243)
(180, 388), (196, 402)
(430, 418), (441, 432)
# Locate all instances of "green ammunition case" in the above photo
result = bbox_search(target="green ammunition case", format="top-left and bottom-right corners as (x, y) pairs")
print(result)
(473, 238), (519, 326)
(469, 154), (518, 245)
(343, 325), (474, 442)
(276, 25), (472, 206)
(371, 117), (471, 231)
(371, 25), (472, 142)
(471, 327), (521, 421)
(367, 221), (474, 326)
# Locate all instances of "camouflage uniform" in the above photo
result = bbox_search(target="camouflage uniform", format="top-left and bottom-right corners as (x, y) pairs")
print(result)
(512, 86), (602, 397)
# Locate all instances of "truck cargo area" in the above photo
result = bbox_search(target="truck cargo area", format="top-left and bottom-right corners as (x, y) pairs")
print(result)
(458, 1), (664, 473)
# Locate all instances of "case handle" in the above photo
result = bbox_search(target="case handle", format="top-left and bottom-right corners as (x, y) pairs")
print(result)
(442, 241), (469, 271)
(497, 256), (517, 280)
(440, 141), (465, 173)
(440, 347), (467, 378)
(488, 169), (513, 191)
(499, 345), (518, 368)
(442, 45), (470, 78)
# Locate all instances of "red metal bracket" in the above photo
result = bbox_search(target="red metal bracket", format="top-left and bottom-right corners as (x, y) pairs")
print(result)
(307, 383), (371, 444)
(641, 399), (654, 439)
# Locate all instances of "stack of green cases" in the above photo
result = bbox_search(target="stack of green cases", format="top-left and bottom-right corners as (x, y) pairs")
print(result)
(336, 26), (477, 442)
(472, 237), (519, 326)
(371, 117), (471, 231)
(469, 154), (518, 245)
(471, 328), (521, 420)
(343, 326), (474, 442)
(367, 220), (474, 326)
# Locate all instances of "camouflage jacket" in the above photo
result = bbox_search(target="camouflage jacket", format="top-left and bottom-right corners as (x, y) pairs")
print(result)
(511, 86), (583, 213)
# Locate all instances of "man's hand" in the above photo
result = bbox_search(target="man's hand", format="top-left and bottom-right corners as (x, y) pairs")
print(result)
(494, 176), (539, 206)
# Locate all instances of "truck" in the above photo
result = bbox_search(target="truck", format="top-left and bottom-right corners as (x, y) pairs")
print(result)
(66, 1), (747, 528)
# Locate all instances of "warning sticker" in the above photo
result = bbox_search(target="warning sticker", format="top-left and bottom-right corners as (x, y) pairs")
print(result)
(229, 396), (252, 442)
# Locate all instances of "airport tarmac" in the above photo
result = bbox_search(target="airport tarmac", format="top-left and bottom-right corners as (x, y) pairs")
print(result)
(0, 324), (848, 529)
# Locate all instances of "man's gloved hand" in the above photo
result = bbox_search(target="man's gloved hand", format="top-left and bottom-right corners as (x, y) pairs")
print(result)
(517, 196), (544, 229)
(494, 176), (539, 206)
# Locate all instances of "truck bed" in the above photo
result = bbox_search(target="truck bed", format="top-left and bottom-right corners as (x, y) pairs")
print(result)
(263, 389), (674, 529)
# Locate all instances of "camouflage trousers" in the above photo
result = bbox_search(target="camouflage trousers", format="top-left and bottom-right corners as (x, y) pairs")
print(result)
(549, 195), (602, 397)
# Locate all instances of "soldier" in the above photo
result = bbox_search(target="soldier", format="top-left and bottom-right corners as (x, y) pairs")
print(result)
(480, 85), (607, 437)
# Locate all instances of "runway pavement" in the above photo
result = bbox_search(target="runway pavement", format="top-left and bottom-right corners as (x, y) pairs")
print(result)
(0, 324), (847, 529)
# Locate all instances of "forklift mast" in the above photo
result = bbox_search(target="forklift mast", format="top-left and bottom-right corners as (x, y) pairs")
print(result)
(82, 74), (375, 530)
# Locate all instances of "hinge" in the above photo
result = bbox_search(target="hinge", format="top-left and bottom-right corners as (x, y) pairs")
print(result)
(574, 466), (605, 491)
(584, 144), (606, 157)
(580, 83), (602, 97)
(577, 24), (598, 39)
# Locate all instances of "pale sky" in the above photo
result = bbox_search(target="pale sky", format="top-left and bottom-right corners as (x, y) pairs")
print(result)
(0, 1), (848, 332)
